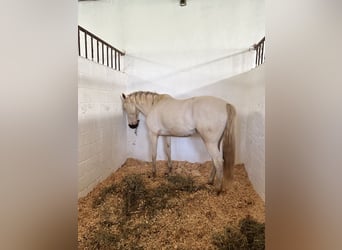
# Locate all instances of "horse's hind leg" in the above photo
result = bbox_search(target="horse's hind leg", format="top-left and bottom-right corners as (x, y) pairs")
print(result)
(165, 136), (172, 175)
(208, 166), (216, 185)
(149, 132), (158, 178)
(208, 138), (222, 184)
(205, 142), (224, 193)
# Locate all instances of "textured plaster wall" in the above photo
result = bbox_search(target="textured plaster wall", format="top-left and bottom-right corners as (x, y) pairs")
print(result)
(78, 57), (127, 197)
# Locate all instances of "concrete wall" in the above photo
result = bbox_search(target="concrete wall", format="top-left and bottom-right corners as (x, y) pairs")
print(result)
(78, 57), (127, 197)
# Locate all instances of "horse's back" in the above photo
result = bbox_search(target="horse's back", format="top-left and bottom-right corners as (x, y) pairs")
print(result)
(146, 96), (196, 136)
(192, 95), (227, 122)
(192, 96), (227, 120)
(146, 95), (228, 138)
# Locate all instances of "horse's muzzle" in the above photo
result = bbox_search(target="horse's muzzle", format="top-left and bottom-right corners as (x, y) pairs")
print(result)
(128, 120), (139, 129)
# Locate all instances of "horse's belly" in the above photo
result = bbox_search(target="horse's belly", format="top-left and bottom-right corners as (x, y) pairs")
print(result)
(159, 127), (196, 137)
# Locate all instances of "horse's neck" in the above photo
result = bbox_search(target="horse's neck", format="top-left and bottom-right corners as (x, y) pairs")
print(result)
(133, 93), (165, 116)
(135, 101), (152, 116)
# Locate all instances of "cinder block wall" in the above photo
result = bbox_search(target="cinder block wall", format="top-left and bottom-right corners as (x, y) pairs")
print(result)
(78, 58), (127, 197)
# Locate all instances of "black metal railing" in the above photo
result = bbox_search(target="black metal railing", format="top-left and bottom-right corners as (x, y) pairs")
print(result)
(253, 37), (265, 67)
(78, 25), (125, 71)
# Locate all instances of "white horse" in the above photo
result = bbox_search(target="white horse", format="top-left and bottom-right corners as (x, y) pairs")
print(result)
(121, 91), (236, 193)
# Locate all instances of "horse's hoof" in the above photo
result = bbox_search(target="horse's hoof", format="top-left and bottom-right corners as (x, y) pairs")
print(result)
(207, 180), (214, 185)
(215, 185), (223, 195)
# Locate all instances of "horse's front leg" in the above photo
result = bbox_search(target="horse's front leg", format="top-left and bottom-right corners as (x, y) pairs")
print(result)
(149, 132), (158, 178)
(165, 136), (172, 175)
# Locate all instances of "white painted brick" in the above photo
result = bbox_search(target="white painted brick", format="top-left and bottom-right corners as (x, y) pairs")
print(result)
(79, 154), (100, 176)
(78, 57), (127, 198)
(79, 142), (101, 163)
(78, 129), (102, 147)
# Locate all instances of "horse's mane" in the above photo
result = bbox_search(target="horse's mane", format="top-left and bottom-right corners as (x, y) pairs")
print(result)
(127, 91), (168, 105)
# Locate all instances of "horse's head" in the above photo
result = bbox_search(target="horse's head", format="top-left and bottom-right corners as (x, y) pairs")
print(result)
(121, 93), (140, 129)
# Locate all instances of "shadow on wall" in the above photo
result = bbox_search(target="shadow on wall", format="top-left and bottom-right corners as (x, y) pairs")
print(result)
(126, 48), (252, 81)
(125, 49), (255, 96)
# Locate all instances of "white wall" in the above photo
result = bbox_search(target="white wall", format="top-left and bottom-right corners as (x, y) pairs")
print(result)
(192, 65), (265, 200)
(78, 0), (124, 50)
(244, 66), (265, 200)
(78, 57), (127, 197)
(123, 0), (264, 93)
(79, 0), (265, 86)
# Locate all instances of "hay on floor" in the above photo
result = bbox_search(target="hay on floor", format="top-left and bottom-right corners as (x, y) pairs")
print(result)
(78, 158), (265, 250)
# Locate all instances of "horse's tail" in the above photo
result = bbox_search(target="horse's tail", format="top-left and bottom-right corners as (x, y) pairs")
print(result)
(223, 103), (236, 181)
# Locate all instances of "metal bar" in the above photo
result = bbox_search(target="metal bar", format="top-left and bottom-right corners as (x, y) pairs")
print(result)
(84, 32), (87, 59)
(260, 41), (264, 64)
(255, 47), (258, 66)
(118, 54), (121, 71)
(78, 25), (125, 55)
(107, 46), (109, 66)
(256, 37), (265, 47)
(111, 49), (113, 68)
(91, 37), (94, 60)
(253, 36), (266, 67)
(262, 42), (264, 64)
(97, 40), (99, 63)
(114, 50), (117, 70)
(102, 43), (104, 65)
(77, 26), (125, 70)
(78, 28), (80, 56)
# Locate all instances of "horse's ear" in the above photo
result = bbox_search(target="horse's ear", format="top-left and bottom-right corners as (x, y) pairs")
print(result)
(121, 93), (126, 100)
